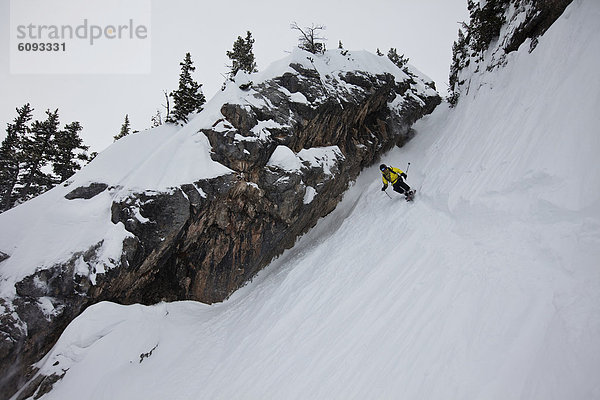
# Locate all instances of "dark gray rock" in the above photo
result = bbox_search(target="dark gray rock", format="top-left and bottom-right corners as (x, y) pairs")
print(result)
(64, 183), (108, 200)
(220, 104), (258, 134)
(504, 0), (573, 54)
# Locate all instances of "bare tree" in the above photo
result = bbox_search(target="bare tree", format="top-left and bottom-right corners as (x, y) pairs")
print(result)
(291, 22), (327, 54)
(162, 90), (170, 121)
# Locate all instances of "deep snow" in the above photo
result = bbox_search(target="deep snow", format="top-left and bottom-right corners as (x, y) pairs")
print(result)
(9, 0), (600, 399)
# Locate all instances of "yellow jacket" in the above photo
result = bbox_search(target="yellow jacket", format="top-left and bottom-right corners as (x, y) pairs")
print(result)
(381, 167), (405, 187)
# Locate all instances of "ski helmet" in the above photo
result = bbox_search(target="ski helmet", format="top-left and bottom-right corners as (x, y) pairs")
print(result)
(379, 164), (387, 171)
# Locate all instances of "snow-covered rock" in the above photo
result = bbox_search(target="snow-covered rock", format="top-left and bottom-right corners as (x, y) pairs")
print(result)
(0, 48), (439, 398)
(451, 0), (574, 100)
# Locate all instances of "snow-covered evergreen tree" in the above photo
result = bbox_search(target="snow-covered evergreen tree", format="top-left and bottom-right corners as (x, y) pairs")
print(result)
(448, 0), (509, 105)
(52, 121), (89, 183)
(1, 105), (91, 210)
(17, 109), (60, 202)
(151, 110), (163, 128)
(449, 27), (469, 105)
(338, 41), (348, 56)
(467, 0), (508, 55)
(387, 48), (410, 70)
(114, 114), (132, 141)
(167, 53), (206, 124)
(0, 103), (32, 211)
(226, 31), (258, 80)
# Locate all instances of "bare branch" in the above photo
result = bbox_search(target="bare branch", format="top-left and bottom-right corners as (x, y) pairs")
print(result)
(291, 22), (327, 54)
(161, 90), (170, 119)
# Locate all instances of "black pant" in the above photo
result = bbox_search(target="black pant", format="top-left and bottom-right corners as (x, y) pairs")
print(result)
(392, 179), (411, 194)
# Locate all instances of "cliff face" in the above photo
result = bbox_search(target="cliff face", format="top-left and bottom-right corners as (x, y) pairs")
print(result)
(0, 49), (439, 399)
(502, 0), (574, 54)
(450, 0), (574, 101)
(107, 54), (440, 306)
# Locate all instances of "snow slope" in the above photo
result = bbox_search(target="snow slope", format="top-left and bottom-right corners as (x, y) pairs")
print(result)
(15, 1), (600, 399)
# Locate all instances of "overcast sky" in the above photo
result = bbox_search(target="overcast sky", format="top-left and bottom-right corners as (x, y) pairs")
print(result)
(0, 0), (469, 153)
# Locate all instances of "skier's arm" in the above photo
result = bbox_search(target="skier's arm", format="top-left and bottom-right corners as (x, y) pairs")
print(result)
(392, 167), (407, 179)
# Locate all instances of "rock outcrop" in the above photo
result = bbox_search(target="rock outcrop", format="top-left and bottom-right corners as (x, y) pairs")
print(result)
(0, 49), (439, 399)
(449, 0), (573, 104)
(503, 0), (574, 54)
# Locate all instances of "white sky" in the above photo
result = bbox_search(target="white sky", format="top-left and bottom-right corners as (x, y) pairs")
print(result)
(0, 0), (469, 153)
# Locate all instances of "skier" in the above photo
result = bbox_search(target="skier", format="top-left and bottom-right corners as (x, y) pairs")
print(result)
(380, 163), (414, 201)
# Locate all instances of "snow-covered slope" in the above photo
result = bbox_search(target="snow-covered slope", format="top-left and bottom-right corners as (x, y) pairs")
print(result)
(13, 1), (600, 399)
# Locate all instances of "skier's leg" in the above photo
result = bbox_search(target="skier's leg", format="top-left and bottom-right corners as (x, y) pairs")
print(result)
(395, 180), (414, 200)
(395, 180), (411, 193)
(392, 182), (405, 194)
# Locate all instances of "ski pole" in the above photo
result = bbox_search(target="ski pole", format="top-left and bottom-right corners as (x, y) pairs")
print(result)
(383, 190), (392, 199)
(406, 162), (411, 174)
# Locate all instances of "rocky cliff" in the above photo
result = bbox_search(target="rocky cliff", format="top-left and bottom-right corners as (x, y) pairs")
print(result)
(450, 0), (573, 102)
(0, 49), (439, 399)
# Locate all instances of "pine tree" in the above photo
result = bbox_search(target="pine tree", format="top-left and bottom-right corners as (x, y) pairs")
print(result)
(467, 0), (507, 55)
(449, 27), (469, 106)
(387, 48), (410, 69)
(17, 109), (60, 202)
(338, 41), (348, 56)
(167, 53), (206, 124)
(52, 121), (89, 183)
(447, 0), (508, 106)
(226, 31), (258, 80)
(2, 106), (91, 210)
(0, 104), (32, 211)
(376, 48), (384, 56)
(151, 110), (163, 127)
(114, 114), (132, 141)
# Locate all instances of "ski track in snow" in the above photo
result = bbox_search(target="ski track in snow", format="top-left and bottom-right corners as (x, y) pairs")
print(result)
(11, 1), (600, 399)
